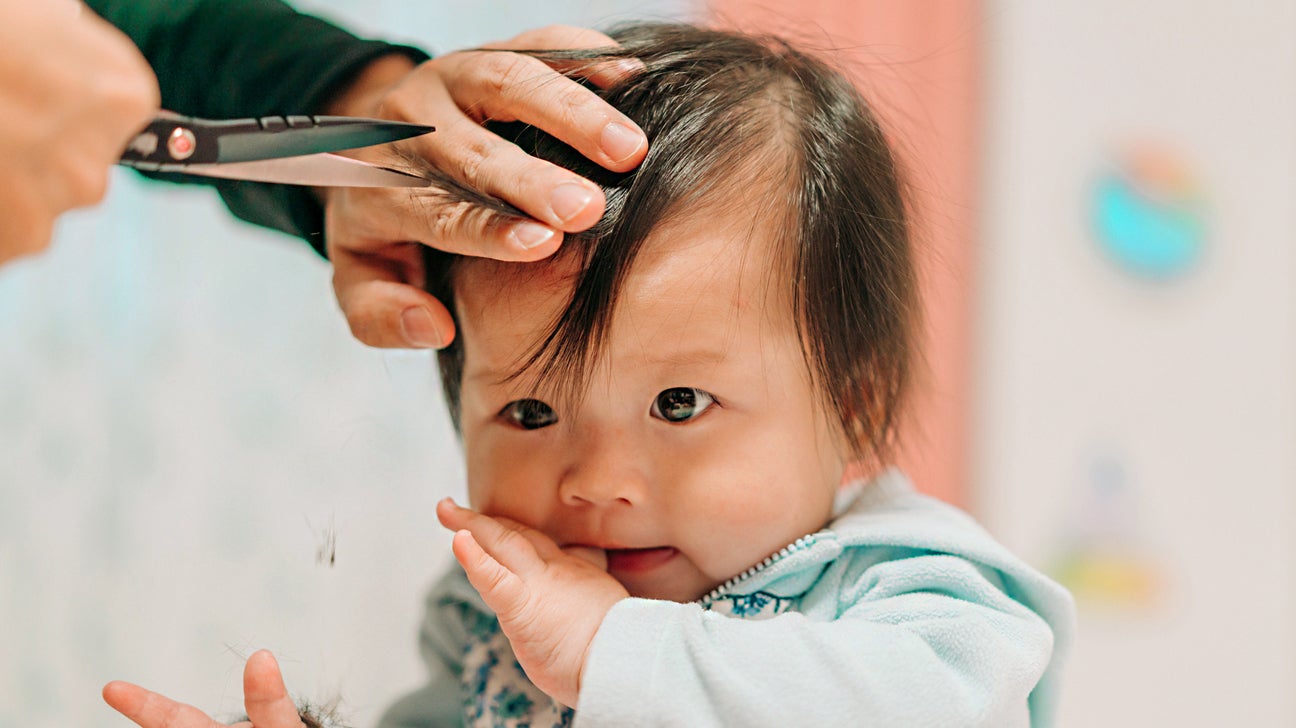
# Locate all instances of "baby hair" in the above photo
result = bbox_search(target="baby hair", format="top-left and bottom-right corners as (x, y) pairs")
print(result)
(421, 22), (918, 463)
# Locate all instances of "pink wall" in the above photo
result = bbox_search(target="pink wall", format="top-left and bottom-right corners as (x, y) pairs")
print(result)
(708, 0), (981, 506)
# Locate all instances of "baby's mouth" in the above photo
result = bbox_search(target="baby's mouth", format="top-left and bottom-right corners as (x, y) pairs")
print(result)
(605, 546), (679, 573)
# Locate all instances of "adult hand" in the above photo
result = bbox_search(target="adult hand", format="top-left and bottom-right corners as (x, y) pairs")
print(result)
(437, 498), (629, 708)
(0, 0), (159, 266)
(321, 26), (647, 348)
(103, 649), (309, 728)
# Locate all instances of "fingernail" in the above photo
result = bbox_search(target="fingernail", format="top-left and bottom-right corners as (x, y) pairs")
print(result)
(400, 307), (442, 348)
(510, 222), (557, 250)
(615, 58), (645, 76)
(549, 181), (595, 224)
(601, 121), (645, 164)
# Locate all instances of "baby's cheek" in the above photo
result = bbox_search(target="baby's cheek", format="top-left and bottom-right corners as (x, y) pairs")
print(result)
(463, 424), (544, 510)
(466, 452), (534, 520)
(688, 459), (832, 566)
(677, 475), (782, 549)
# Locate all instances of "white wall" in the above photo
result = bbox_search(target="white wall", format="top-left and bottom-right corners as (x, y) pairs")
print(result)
(0, 2), (689, 727)
(978, 2), (1296, 725)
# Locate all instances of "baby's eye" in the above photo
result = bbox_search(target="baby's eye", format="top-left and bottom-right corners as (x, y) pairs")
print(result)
(650, 387), (715, 423)
(499, 399), (558, 430)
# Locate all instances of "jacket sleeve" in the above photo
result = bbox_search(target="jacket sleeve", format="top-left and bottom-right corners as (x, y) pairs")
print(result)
(84, 0), (429, 254)
(377, 568), (474, 728)
(574, 552), (1058, 728)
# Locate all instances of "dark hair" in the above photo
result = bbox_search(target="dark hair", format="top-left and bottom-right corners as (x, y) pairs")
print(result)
(421, 22), (917, 463)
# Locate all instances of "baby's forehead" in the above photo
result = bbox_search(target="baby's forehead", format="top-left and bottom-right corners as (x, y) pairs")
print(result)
(454, 209), (798, 366)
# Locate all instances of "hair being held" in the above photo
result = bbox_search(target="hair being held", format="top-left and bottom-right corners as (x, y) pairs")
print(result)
(414, 22), (918, 468)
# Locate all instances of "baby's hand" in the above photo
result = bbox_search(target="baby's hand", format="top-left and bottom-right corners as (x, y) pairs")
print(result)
(437, 498), (629, 708)
(103, 649), (307, 728)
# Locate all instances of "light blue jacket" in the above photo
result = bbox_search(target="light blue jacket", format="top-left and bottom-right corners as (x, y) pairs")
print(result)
(380, 470), (1074, 727)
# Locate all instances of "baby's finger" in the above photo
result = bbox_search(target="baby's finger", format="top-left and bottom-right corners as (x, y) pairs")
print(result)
(452, 529), (530, 618)
(243, 650), (306, 728)
(437, 499), (549, 571)
(488, 513), (566, 560)
(561, 544), (609, 571)
(435, 497), (473, 531)
(102, 681), (227, 728)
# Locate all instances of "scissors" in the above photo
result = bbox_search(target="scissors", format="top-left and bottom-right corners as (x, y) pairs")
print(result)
(118, 111), (433, 187)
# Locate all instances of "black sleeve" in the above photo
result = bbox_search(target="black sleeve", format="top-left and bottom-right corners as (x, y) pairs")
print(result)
(86, 0), (430, 255)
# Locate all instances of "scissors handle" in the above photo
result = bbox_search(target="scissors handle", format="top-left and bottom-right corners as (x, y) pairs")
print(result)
(123, 114), (267, 165)
(120, 113), (433, 166)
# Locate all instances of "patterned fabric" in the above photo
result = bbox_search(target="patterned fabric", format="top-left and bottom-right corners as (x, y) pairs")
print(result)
(458, 590), (796, 726)
(706, 590), (796, 619)
(460, 611), (574, 728)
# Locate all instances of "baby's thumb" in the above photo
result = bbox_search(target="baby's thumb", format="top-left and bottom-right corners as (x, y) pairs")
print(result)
(561, 545), (608, 571)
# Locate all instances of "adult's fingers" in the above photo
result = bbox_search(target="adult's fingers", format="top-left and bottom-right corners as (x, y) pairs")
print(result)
(102, 681), (227, 728)
(328, 160), (565, 256)
(486, 25), (643, 90)
(484, 25), (646, 165)
(387, 79), (607, 237)
(0, 198), (54, 267)
(243, 650), (307, 728)
(0, 0), (158, 266)
(438, 50), (646, 174)
(329, 245), (456, 349)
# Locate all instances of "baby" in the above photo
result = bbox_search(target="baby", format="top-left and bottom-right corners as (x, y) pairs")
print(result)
(105, 22), (1073, 728)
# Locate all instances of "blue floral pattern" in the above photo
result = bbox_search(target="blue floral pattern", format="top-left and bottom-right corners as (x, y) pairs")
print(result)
(707, 590), (794, 619)
(461, 618), (573, 728)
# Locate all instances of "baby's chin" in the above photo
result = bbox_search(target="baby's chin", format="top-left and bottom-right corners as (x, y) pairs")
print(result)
(607, 555), (722, 604)
(622, 582), (714, 603)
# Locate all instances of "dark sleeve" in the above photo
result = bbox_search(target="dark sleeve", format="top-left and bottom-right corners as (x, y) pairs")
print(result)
(86, 0), (430, 255)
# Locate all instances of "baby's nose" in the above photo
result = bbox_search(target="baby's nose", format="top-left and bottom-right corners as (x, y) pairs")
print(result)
(557, 430), (649, 507)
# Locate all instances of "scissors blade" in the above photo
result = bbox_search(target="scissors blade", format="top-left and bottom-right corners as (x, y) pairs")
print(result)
(152, 153), (430, 188)
(215, 116), (434, 163)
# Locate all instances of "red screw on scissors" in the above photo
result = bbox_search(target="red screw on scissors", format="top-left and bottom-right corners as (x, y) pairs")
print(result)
(167, 127), (197, 161)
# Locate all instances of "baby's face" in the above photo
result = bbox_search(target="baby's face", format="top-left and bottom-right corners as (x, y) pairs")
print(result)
(453, 210), (847, 603)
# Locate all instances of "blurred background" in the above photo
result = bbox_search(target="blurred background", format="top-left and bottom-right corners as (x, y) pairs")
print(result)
(1, 1), (1292, 726)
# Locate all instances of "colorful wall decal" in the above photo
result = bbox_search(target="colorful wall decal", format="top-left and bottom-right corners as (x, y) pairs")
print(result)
(1090, 145), (1207, 280)
(1049, 451), (1162, 610)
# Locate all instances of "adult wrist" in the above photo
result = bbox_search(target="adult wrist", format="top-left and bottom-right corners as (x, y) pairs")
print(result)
(323, 52), (419, 117)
